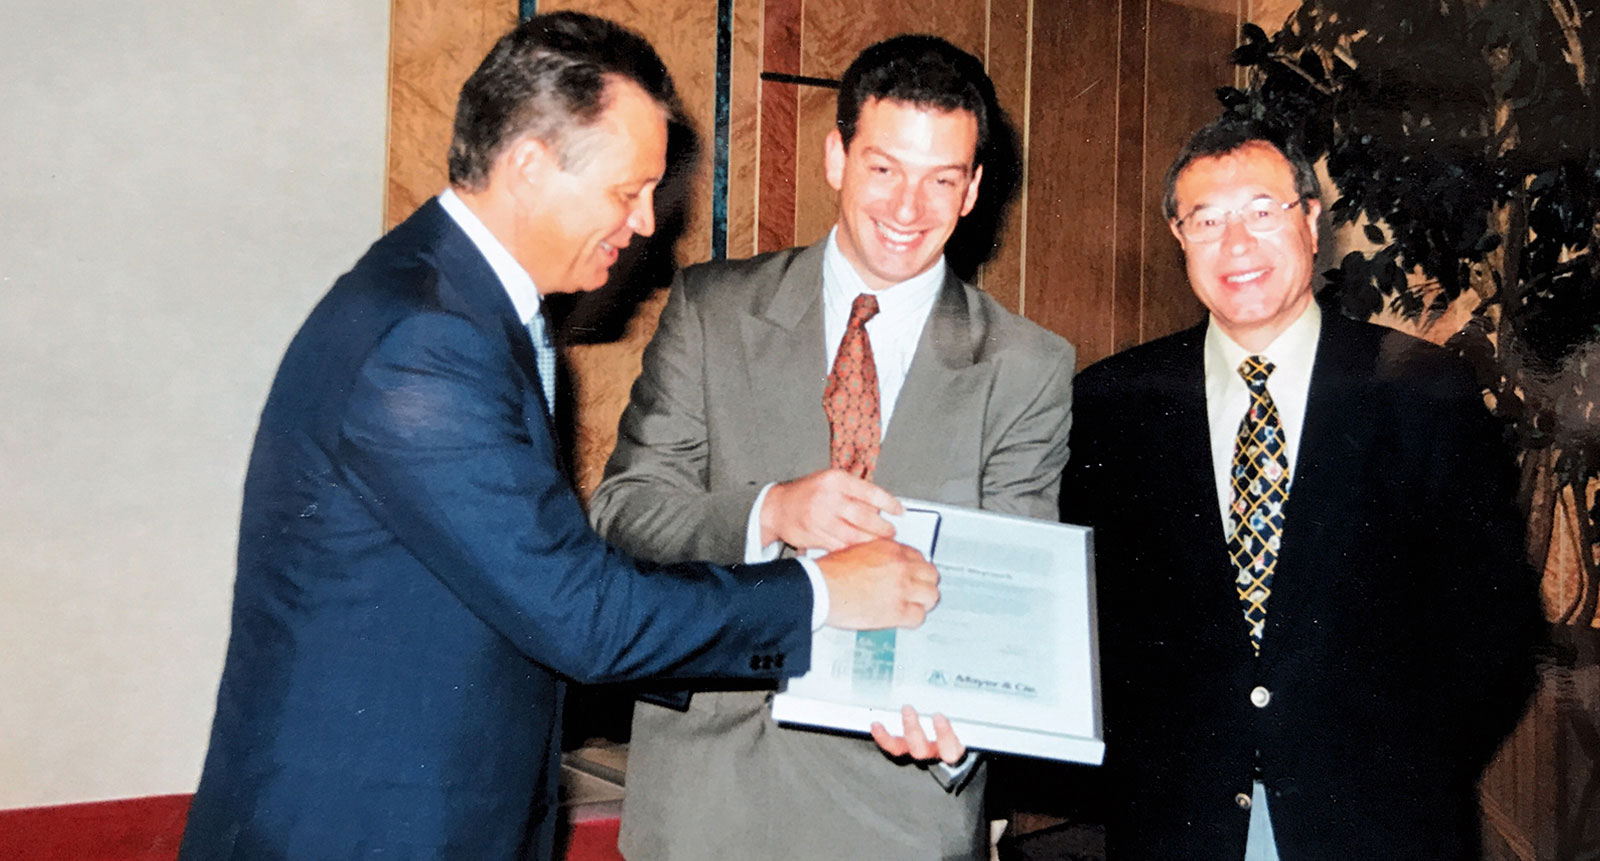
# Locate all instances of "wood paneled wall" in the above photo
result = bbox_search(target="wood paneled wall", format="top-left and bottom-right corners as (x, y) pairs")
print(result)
(1025, 1), (1239, 362)
(383, 4), (1267, 497)
(385, 0), (515, 229)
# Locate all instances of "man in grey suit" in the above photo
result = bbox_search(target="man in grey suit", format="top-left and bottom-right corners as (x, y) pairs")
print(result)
(590, 34), (1075, 861)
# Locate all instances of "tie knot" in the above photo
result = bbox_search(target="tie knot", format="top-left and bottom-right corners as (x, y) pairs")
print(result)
(848, 293), (880, 327)
(1237, 355), (1275, 389)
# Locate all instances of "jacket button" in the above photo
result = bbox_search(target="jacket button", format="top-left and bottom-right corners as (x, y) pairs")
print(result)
(1235, 792), (1252, 810)
(1250, 685), (1271, 708)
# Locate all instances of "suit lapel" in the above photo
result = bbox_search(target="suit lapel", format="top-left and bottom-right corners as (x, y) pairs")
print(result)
(1259, 314), (1372, 667)
(875, 273), (989, 496)
(738, 243), (831, 478)
(1161, 329), (1239, 606)
(417, 198), (561, 457)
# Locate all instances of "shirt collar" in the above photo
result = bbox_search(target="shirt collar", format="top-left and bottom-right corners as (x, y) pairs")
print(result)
(437, 187), (543, 324)
(1205, 299), (1322, 381)
(821, 227), (946, 317)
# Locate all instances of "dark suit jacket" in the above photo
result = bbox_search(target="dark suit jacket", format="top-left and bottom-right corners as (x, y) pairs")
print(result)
(1063, 311), (1540, 859)
(180, 199), (816, 860)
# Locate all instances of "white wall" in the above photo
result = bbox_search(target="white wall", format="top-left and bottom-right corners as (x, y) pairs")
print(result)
(0, 0), (391, 807)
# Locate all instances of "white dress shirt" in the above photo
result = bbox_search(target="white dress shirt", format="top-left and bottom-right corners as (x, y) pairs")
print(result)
(743, 228), (944, 571)
(436, 189), (831, 622)
(1204, 301), (1320, 534)
(438, 188), (543, 324)
(1202, 300), (1321, 861)
(820, 228), (945, 436)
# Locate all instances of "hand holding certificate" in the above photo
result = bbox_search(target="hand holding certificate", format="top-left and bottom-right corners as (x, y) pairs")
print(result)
(771, 500), (1103, 765)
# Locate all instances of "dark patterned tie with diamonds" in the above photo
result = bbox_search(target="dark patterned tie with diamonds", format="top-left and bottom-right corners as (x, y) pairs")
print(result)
(823, 293), (881, 480)
(1226, 356), (1289, 653)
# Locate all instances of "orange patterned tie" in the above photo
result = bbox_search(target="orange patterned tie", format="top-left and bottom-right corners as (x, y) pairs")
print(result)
(823, 293), (881, 479)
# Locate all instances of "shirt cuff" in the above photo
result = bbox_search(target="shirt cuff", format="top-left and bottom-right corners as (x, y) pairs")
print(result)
(931, 750), (980, 793)
(744, 482), (783, 562)
(796, 557), (829, 631)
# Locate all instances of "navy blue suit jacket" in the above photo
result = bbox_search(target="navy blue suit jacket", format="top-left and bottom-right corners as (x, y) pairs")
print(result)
(181, 199), (814, 859)
(1064, 312), (1540, 859)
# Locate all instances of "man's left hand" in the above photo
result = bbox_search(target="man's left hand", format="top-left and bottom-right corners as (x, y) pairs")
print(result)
(871, 705), (966, 764)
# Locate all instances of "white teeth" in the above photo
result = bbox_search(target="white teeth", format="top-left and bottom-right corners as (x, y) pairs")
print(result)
(876, 223), (918, 244)
(1226, 270), (1266, 284)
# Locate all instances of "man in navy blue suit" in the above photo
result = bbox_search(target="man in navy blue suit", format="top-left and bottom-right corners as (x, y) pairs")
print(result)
(179, 13), (939, 860)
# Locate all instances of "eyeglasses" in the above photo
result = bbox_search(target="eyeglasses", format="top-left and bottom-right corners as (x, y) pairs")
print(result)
(1174, 197), (1305, 243)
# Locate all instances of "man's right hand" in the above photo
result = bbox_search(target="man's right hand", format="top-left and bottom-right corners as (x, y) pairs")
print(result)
(815, 538), (939, 630)
(761, 468), (904, 551)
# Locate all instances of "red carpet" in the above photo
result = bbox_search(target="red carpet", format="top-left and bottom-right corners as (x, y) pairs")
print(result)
(0, 794), (190, 860)
(0, 795), (623, 860)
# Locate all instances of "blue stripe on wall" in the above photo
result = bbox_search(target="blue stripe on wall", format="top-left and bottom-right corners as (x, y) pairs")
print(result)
(711, 0), (733, 260)
(519, 0), (535, 22)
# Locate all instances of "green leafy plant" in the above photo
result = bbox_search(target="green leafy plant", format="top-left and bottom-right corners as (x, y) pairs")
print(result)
(1221, 0), (1599, 631)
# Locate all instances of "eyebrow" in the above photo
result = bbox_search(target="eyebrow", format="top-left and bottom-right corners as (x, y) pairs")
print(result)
(1181, 193), (1279, 215)
(859, 146), (972, 175)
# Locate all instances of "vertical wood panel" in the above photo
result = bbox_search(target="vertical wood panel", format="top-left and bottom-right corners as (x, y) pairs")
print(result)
(982, 0), (1032, 316)
(1025, 1), (1121, 365)
(726, 0), (764, 257)
(757, 83), (800, 251)
(756, 0), (802, 251)
(385, 0), (516, 229)
(1135, 0), (1236, 345)
(792, 83), (840, 247)
(1111, 0), (1151, 355)
(763, 0), (801, 74)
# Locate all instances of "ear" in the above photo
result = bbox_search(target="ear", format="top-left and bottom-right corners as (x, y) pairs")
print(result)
(1303, 197), (1323, 253)
(824, 128), (846, 192)
(958, 164), (984, 217)
(1169, 219), (1187, 249)
(504, 133), (560, 190)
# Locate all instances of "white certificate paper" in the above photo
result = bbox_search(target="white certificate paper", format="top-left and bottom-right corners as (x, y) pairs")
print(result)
(772, 500), (1103, 765)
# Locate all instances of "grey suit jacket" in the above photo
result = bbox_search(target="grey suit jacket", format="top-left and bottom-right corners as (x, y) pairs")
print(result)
(590, 241), (1075, 860)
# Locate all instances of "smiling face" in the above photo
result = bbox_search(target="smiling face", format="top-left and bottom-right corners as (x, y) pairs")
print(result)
(824, 98), (983, 291)
(1170, 141), (1322, 351)
(515, 79), (667, 294)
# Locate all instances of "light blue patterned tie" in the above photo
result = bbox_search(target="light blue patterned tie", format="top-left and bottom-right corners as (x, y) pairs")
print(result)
(1226, 356), (1289, 653)
(526, 311), (557, 417)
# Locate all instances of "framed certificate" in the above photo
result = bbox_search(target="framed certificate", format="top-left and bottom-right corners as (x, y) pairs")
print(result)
(771, 500), (1102, 764)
